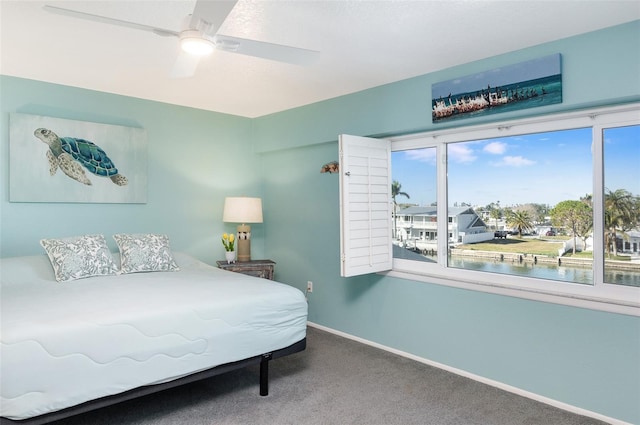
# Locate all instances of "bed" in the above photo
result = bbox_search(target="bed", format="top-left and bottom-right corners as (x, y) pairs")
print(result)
(0, 237), (308, 424)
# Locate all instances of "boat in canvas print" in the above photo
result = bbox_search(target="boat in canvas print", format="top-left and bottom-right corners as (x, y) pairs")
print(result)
(432, 53), (562, 123)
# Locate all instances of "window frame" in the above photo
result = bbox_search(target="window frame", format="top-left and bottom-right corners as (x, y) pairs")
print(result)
(386, 103), (640, 316)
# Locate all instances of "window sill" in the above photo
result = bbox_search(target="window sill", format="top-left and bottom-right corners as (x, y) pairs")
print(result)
(383, 267), (640, 317)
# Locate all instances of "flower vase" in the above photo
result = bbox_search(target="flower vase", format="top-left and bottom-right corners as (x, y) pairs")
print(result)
(225, 251), (236, 264)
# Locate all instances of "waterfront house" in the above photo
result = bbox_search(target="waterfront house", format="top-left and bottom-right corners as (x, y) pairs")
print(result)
(395, 206), (493, 251)
(621, 230), (640, 254)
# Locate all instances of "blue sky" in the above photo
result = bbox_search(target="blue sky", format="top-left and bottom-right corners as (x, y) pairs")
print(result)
(391, 125), (639, 208)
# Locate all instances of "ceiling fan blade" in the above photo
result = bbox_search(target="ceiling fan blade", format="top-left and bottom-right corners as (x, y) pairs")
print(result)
(42, 1), (319, 77)
(169, 51), (202, 79)
(42, 5), (178, 37)
(190, 0), (238, 34)
(214, 35), (319, 66)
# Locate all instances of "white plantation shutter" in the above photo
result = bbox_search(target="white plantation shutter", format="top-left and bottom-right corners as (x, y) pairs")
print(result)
(339, 134), (393, 277)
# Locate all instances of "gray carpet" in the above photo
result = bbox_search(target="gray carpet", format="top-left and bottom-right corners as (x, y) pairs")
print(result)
(52, 326), (607, 425)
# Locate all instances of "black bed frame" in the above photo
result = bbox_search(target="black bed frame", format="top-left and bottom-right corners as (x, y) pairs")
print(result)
(0, 338), (306, 425)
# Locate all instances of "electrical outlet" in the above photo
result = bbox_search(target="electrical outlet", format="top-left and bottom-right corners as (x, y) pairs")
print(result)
(307, 281), (313, 293)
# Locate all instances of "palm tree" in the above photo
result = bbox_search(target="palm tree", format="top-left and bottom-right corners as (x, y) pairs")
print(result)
(580, 193), (593, 207)
(505, 210), (534, 238)
(489, 207), (502, 231)
(391, 180), (410, 239)
(604, 188), (636, 257)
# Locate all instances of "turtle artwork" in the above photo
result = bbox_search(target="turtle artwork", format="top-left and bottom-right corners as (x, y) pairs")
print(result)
(34, 128), (128, 186)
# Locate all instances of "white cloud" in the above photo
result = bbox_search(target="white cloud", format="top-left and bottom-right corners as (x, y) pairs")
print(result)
(495, 155), (536, 167)
(448, 144), (477, 163)
(483, 141), (507, 154)
(404, 148), (436, 164)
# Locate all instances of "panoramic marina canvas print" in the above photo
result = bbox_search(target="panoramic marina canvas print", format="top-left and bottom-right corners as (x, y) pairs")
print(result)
(432, 53), (562, 123)
(9, 113), (147, 203)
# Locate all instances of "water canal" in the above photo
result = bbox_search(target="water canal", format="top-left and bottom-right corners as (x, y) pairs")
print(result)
(447, 256), (640, 287)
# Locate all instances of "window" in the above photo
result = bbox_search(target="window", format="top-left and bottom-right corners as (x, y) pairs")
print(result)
(602, 124), (640, 286)
(444, 127), (593, 286)
(391, 147), (437, 261)
(340, 104), (640, 314)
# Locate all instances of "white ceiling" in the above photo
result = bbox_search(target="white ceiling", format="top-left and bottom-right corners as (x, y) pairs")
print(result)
(2, 1), (639, 118)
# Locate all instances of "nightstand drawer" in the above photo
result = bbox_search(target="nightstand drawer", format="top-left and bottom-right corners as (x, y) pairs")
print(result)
(216, 260), (275, 280)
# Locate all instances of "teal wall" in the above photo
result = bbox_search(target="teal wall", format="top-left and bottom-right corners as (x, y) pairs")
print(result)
(0, 77), (264, 262)
(253, 20), (640, 152)
(1, 21), (639, 424)
(258, 21), (640, 424)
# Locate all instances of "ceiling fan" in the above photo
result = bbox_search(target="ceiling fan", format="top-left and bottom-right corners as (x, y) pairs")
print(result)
(43, 0), (319, 78)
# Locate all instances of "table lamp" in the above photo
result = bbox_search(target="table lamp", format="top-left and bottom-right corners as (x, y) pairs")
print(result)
(223, 197), (263, 262)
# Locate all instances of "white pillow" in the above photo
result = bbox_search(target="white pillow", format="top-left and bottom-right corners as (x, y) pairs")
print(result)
(113, 233), (179, 274)
(40, 234), (118, 282)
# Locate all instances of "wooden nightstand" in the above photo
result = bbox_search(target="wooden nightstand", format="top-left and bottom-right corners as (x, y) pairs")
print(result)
(216, 259), (276, 280)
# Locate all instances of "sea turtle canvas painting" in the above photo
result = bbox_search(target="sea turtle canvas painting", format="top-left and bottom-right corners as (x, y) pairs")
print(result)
(9, 113), (147, 203)
(34, 128), (129, 186)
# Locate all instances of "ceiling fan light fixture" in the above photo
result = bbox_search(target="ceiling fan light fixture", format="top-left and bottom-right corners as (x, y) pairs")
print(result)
(180, 30), (214, 55)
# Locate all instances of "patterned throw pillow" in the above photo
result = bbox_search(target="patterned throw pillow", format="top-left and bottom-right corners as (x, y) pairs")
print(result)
(113, 233), (180, 274)
(40, 234), (118, 282)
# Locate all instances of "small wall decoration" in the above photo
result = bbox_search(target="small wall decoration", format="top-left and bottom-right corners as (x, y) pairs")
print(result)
(9, 113), (147, 203)
(432, 53), (562, 123)
(320, 161), (339, 174)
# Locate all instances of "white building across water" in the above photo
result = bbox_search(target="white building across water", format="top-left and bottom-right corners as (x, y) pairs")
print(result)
(394, 206), (493, 252)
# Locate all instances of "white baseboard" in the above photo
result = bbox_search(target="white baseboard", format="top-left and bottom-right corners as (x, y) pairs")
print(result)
(307, 322), (629, 425)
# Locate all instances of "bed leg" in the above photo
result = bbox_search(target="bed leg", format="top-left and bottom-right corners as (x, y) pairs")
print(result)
(260, 353), (273, 396)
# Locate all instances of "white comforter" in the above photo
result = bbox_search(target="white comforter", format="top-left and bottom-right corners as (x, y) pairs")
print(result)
(0, 253), (307, 420)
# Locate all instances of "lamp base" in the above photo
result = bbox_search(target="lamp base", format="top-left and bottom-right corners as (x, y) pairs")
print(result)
(237, 224), (251, 262)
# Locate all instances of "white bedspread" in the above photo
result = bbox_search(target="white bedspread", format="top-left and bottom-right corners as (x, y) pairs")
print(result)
(0, 253), (307, 420)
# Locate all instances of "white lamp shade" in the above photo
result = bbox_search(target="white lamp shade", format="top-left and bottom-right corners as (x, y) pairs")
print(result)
(223, 197), (263, 223)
